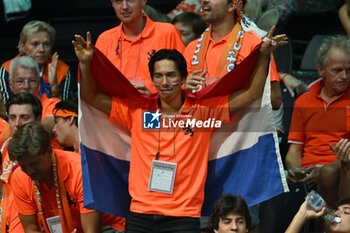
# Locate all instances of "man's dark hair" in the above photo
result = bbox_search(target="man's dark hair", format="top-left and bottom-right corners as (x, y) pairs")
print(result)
(54, 99), (78, 127)
(336, 197), (350, 208)
(148, 49), (188, 80)
(8, 122), (50, 161)
(172, 12), (207, 39)
(6, 92), (42, 119)
(209, 194), (252, 231)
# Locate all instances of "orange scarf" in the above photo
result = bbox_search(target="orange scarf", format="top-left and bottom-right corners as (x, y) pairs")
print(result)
(191, 22), (244, 82)
(33, 152), (74, 233)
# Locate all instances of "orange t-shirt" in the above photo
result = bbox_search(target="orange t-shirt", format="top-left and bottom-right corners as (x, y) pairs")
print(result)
(40, 94), (60, 119)
(0, 119), (10, 148)
(288, 80), (350, 167)
(6, 182), (24, 233)
(96, 15), (185, 93)
(1, 150), (24, 233)
(183, 30), (279, 82)
(109, 95), (231, 217)
(11, 149), (125, 232)
(40, 94), (63, 149)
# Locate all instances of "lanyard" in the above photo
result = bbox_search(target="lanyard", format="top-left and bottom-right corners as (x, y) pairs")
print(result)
(115, 31), (143, 79)
(33, 152), (73, 233)
(156, 115), (176, 160)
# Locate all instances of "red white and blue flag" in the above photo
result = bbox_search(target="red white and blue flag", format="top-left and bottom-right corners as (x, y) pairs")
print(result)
(79, 45), (288, 217)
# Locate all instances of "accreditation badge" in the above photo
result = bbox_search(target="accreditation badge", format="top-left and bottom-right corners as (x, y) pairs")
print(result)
(148, 160), (177, 194)
(46, 216), (63, 233)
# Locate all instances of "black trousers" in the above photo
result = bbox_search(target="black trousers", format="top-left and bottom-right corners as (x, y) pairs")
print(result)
(126, 211), (200, 233)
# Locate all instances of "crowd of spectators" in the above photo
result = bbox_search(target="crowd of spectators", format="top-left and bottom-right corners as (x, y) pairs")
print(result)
(0, 0), (348, 232)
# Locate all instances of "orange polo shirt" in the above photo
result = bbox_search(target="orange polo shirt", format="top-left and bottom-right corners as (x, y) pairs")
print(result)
(96, 15), (185, 93)
(183, 30), (279, 82)
(109, 95), (231, 217)
(288, 80), (350, 167)
(11, 149), (125, 232)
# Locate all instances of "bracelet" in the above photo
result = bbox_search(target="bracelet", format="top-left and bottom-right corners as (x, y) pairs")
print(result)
(280, 73), (289, 83)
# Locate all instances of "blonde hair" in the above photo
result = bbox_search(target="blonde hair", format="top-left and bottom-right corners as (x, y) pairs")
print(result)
(18, 20), (56, 54)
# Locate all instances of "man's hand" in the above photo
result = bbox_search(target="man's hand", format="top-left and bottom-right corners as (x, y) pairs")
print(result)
(48, 52), (59, 90)
(183, 69), (207, 91)
(73, 32), (94, 65)
(287, 167), (307, 182)
(281, 74), (308, 98)
(136, 85), (151, 95)
(301, 165), (321, 189)
(260, 26), (288, 55)
(330, 138), (350, 162)
(298, 199), (326, 220)
(285, 199), (326, 233)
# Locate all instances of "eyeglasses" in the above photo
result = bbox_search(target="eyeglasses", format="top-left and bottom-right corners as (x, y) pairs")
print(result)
(13, 79), (39, 88)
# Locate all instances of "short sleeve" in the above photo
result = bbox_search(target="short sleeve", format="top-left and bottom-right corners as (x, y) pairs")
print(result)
(109, 96), (133, 129)
(11, 169), (38, 215)
(288, 99), (305, 144)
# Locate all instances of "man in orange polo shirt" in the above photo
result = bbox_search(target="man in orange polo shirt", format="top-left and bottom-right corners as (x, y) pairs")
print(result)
(74, 27), (286, 231)
(286, 35), (350, 201)
(96, 0), (185, 94)
(9, 123), (125, 233)
(183, 0), (282, 110)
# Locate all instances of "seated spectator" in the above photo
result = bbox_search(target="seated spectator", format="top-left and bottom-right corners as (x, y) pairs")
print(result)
(0, 20), (75, 105)
(52, 99), (79, 152)
(285, 197), (350, 233)
(286, 35), (350, 189)
(172, 12), (207, 46)
(9, 123), (125, 233)
(209, 194), (252, 233)
(6, 56), (60, 133)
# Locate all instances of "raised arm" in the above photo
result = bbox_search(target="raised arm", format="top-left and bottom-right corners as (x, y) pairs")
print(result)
(72, 32), (112, 115)
(285, 199), (325, 233)
(228, 27), (287, 114)
(339, 2), (350, 38)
